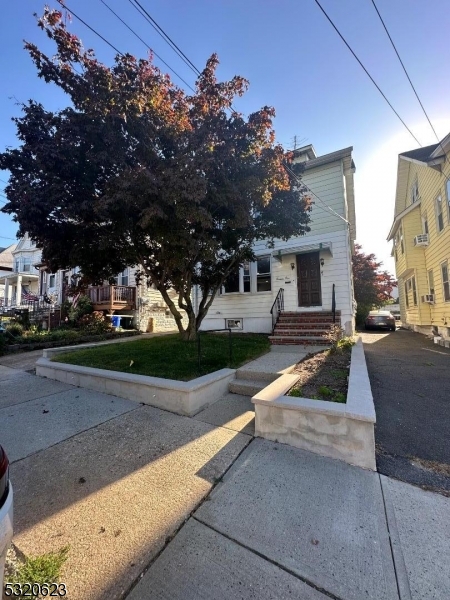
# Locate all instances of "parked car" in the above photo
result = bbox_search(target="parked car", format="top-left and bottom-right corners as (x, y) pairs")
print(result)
(0, 445), (13, 592)
(364, 310), (396, 331)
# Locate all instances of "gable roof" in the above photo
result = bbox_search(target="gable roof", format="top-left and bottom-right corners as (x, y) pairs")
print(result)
(399, 144), (440, 162)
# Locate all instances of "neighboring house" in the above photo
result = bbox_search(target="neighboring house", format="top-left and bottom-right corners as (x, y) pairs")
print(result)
(1, 235), (40, 307)
(387, 133), (450, 340)
(0, 234), (186, 332)
(199, 144), (357, 341)
(0, 244), (16, 303)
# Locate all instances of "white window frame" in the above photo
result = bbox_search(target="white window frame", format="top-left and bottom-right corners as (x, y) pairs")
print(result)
(222, 256), (272, 295)
(428, 269), (435, 296)
(411, 275), (418, 306)
(411, 177), (419, 204)
(422, 212), (429, 236)
(446, 179), (450, 222)
(48, 273), (56, 288)
(441, 260), (450, 302)
(256, 255), (272, 293)
(435, 195), (444, 233)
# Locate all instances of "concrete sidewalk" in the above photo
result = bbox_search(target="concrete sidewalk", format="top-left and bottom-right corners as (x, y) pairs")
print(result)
(2, 344), (449, 600)
(130, 439), (450, 600)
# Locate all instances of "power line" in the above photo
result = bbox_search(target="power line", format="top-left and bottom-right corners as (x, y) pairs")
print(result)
(314, 0), (422, 147)
(283, 162), (349, 225)
(370, 0), (439, 144)
(57, 0), (123, 55)
(99, 0), (195, 92)
(128, 0), (201, 76)
(370, 0), (450, 176)
(0, 235), (17, 240)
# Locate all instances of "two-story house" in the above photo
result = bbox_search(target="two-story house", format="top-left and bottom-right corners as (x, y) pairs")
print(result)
(387, 133), (450, 340)
(199, 144), (357, 342)
(0, 233), (187, 332)
(1, 234), (40, 307)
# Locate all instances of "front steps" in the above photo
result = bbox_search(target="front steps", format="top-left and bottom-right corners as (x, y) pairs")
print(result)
(269, 311), (340, 346)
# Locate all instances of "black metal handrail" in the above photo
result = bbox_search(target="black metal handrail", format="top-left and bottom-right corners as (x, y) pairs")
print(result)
(197, 328), (232, 371)
(270, 288), (284, 333)
(332, 283), (336, 323)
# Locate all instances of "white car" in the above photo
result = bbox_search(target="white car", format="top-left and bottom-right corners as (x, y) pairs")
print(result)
(0, 445), (13, 592)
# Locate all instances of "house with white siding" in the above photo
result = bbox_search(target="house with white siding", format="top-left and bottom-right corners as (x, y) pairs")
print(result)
(199, 144), (357, 343)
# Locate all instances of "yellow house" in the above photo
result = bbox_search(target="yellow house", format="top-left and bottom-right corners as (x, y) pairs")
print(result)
(388, 133), (450, 340)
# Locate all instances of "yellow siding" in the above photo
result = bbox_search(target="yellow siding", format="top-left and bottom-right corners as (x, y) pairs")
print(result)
(393, 158), (450, 333)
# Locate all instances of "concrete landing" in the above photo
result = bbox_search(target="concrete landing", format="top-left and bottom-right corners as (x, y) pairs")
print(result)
(195, 439), (399, 600)
(193, 392), (255, 435)
(236, 350), (309, 379)
(128, 518), (329, 600)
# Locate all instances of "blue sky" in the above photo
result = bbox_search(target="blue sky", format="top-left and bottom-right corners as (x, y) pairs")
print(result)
(1, 0), (449, 272)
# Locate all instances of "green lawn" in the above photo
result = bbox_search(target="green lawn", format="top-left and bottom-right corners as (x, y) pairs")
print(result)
(52, 333), (270, 381)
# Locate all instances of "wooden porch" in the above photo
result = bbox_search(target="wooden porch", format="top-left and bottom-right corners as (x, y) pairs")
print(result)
(87, 285), (137, 312)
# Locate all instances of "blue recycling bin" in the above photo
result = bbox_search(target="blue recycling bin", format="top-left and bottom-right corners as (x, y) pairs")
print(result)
(111, 316), (121, 328)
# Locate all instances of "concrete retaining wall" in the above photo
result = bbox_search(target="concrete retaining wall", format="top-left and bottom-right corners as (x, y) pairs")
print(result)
(251, 338), (376, 470)
(36, 346), (235, 417)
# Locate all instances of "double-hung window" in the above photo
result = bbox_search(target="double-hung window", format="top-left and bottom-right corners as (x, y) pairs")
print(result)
(399, 226), (404, 253)
(411, 178), (419, 204)
(404, 281), (409, 308)
(223, 256), (271, 294)
(428, 270), (435, 296)
(256, 256), (271, 292)
(447, 180), (450, 223)
(442, 261), (450, 302)
(411, 276), (418, 306)
(436, 195), (444, 233)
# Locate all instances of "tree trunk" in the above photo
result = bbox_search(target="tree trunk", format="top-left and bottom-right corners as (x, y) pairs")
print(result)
(180, 316), (197, 341)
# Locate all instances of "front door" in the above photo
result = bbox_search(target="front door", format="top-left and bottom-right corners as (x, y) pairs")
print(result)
(297, 252), (322, 307)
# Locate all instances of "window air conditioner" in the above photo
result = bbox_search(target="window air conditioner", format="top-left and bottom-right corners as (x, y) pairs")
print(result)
(414, 234), (429, 246)
(420, 294), (434, 303)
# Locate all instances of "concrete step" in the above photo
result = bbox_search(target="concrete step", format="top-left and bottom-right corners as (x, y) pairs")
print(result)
(273, 328), (330, 336)
(229, 378), (268, 397)
(269, 335), (331, 346)
(235, 368), (280, 383)
(274, 322), (334, 329)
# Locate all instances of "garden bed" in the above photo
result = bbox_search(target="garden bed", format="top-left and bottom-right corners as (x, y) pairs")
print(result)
(288, 346), (351, 403)
(251, 338), (377, 470)
(36, 333), (270, 417)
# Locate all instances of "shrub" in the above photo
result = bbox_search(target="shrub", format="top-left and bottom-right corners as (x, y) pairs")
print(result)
(66, 295), (94, 324)
(78, 311), (111, 335)
(6, 323), (24, 337)
(289, 387), (303, 397)
(336, 337), (355, 351)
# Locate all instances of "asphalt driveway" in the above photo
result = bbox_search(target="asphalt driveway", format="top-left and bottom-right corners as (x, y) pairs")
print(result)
(361, 329), (450, 493)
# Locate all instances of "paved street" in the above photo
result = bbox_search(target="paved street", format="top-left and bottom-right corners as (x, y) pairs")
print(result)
(361, 329), (450, 493)
(1, 347), (449, 599)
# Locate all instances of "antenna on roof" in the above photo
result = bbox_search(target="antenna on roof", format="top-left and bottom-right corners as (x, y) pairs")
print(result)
(290, 135), (308, 150)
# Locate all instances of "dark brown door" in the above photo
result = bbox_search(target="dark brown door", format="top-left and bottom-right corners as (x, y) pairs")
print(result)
(297, 252), (322, 307)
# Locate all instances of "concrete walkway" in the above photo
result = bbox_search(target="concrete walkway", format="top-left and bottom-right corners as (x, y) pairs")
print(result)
(1, 344), (449, 599)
